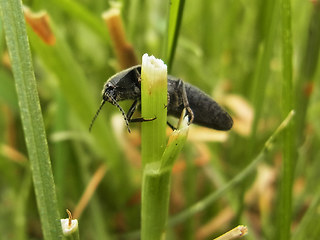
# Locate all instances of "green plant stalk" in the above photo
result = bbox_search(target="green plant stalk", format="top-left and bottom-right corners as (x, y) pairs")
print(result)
(141, 162), (172, 240)
(278, 0), (295, 239)
(0, 0), (62, 239)
(169, 111), (295, 227)
(142, 117), (189, 240)
(295, 4), (320, 144)
(166, 0), (186, 71)
(140, 54), (167, 240)
(141, 54), (168, 167)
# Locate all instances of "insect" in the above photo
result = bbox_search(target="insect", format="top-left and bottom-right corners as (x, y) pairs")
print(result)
(89, 65), (233, 132)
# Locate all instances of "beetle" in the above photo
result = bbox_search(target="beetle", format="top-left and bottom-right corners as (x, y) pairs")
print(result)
(89, 65), (233, 132)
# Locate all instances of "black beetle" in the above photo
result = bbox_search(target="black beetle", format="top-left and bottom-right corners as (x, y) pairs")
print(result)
(90, 65), (233, 132)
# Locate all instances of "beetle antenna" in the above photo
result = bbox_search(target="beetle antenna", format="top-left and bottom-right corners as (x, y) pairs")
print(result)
(108, 95), (131, 133)
(89, 100), (106, 132)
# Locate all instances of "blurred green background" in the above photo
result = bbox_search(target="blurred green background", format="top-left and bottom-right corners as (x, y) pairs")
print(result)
(1, 0), (320, 239)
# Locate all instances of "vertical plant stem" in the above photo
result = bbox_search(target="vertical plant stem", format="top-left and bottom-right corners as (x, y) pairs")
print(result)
(141, 54), (168, 167)
(141, 116), (189, 240)
(141, 162), (172, 240)
(278, 0), (295, 239)
(140, 54), (168, 240)
(0, 0), (62, 239)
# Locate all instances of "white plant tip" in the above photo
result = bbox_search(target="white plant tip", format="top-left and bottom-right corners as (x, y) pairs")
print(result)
(180, 113), (190, 130)
(61, 218), (78, 236)
(142, 53), (167, 85)
(102, 7), (120, 19)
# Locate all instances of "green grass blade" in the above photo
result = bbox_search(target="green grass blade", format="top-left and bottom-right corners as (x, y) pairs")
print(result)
(295, 4), (320, 143)
(277, 0), (295, 239)
(0, 0), (62, 239)
(166, 0), (186, 71)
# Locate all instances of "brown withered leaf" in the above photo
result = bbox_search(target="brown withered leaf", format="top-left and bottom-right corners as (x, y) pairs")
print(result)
(102, 7), (138, 69)
(24, 6), (56, 45)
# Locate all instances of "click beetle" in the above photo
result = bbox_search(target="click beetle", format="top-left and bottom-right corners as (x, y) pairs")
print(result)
(89, 65), (233, 132)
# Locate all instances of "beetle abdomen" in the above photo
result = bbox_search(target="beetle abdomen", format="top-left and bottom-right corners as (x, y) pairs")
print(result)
(167, 80), (233, 130)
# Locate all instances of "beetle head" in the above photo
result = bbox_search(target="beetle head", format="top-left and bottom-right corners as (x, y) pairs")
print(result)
(89, 66), (142, 132)
(102, 66), (141, 103)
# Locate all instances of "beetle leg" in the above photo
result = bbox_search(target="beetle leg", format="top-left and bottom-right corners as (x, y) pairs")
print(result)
(130, 117), (157, 123)
(127, 100), (156, 123)
(127, 99), (139, 121)
(177, 79), (194, 124)
(167, 121), (176, 130)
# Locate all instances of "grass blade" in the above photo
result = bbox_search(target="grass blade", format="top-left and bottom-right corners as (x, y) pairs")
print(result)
(277, 0), (295, 239)
(166, 0), (186, 71)
(0, 0), (62, 239)
(295, 3), (320, 143)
